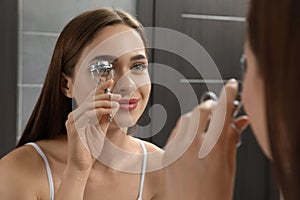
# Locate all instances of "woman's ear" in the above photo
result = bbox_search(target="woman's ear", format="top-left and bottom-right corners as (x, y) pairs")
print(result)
(61, 73), (73, 98)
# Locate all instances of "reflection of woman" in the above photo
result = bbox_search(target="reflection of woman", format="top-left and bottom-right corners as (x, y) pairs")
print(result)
(0, 8), (165, 200)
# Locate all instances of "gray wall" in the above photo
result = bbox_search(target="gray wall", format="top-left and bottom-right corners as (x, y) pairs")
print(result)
(18, 0), (137, 139)
(0, 0), (18, 157)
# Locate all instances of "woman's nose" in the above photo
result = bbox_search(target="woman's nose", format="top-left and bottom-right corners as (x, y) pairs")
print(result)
(113, 72), (136, 95)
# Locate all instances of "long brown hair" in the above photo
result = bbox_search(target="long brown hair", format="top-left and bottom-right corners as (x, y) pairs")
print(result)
(17, 8), (147, 147)
(247, 0), (300, 198)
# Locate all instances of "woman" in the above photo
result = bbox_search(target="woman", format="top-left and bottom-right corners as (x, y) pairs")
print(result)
(0, 8), (166, 200)
(242, 0), (300, 198)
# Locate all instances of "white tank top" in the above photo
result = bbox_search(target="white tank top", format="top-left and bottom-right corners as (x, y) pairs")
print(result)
(26, 140), (148, 200)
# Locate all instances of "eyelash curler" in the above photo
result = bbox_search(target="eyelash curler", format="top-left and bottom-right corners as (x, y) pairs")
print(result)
(233, 54), (247, 120)
(89, 61), (115, 122)
(232, 82), (243, 119)
(231, 82), (244, 147)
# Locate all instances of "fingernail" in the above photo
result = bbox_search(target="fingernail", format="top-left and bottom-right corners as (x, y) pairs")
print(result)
(228, 78), (237, 83)
(237, 118), (249, 132)
(241, 123), (249, 132)
(113, 94), (122, 99)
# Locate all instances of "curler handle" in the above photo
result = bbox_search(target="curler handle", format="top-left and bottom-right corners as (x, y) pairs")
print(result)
(105, 88), (113, 122)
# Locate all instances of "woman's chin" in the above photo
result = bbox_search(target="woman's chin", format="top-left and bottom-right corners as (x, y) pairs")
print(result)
(113, 111), (137, 129)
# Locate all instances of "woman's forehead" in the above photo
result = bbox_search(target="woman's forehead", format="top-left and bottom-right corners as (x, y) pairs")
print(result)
(74, 24), (146, 72)
(82, 24), (145, 61)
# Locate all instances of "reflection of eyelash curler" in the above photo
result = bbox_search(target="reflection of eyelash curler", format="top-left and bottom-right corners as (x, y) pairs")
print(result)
(89, 61), (114, 122)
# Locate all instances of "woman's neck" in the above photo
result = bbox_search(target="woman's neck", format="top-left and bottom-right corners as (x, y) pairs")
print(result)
(106, 121), (131, 149)
(93, 121), (143, 172)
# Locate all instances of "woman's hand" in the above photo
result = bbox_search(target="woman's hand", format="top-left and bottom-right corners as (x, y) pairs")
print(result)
(65, 80), (121, 172)
(55, 80), (121, 200)
(164, 79), (249, 200)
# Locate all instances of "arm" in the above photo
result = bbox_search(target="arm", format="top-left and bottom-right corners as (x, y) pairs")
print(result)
(164, 79), (249, 200)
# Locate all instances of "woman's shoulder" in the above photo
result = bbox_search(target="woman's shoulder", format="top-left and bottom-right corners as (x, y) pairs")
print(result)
(0, 143), (48, 199)
(1, 144), (43, 175)
(144, 141), (163, 153)
(134, 140), (167, 199)
(0, 137), (67, 199)
(1, 136), (67, 169)
(136, 138), (164, 154)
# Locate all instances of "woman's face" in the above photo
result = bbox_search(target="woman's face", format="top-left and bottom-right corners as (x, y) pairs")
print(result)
(71, 24), (151, 128)
(242, 41), (272, 159)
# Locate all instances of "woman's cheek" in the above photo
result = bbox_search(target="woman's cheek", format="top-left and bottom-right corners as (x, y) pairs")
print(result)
(73, 73), (97, 105)
(242, 71), (272, 158)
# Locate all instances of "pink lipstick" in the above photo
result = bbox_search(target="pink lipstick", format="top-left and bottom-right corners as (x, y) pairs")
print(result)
(118, 98), (139, 111)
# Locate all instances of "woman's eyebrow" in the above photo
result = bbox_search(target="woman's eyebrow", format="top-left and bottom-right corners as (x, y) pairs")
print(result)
(130, 54), (147, 61)
(90, 55), (118, 63)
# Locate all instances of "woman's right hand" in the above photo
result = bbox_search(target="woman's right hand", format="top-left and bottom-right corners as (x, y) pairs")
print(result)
(56, 80), (120, 200)
(163, 79), (249, 200)
(64, 80), (121, 173)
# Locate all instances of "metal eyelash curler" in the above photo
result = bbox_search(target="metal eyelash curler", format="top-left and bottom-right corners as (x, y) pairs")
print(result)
(89, 61), (114, 122)
(232, 82), (243, 119)
(231, 82), (243, 147)
(232, 54), (247, 120)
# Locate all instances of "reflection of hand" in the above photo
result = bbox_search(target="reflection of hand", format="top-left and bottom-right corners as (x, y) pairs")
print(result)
(65, 80), (121, 172)
(165, 79), (249, 200)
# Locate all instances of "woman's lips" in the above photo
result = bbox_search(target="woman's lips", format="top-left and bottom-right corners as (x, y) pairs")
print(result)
(118, 98), (139, 111)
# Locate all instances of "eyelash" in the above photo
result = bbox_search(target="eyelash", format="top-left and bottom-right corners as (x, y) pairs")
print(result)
(131, 63), (148, 71)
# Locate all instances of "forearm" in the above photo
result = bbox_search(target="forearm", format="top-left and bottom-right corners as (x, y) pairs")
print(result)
(55, 168), (90, 200)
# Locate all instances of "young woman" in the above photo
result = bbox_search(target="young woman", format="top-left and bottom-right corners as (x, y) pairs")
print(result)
(0, 8), (166, 200)
(242, 0), (300, 198)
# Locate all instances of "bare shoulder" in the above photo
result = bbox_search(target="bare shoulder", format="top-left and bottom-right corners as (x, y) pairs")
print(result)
(140, 140), (164, 154)
(0, 144), (43, 177)
(0, 144), (49, 199)
(137, 140), (168, 198)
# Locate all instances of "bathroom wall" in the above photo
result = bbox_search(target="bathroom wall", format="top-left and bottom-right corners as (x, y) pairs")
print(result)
(18, 0), (137, 139)
(0, 0), (18, 157)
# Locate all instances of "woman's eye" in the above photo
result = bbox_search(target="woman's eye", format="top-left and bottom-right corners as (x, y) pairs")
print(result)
(132, 64), (147, 71)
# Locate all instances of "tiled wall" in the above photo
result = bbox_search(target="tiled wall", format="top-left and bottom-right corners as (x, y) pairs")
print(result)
(18, 0), (137, 139)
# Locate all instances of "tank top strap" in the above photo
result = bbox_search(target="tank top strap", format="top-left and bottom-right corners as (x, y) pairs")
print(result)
(26, 142), (55, 200)
(137, 140), (147, 200)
